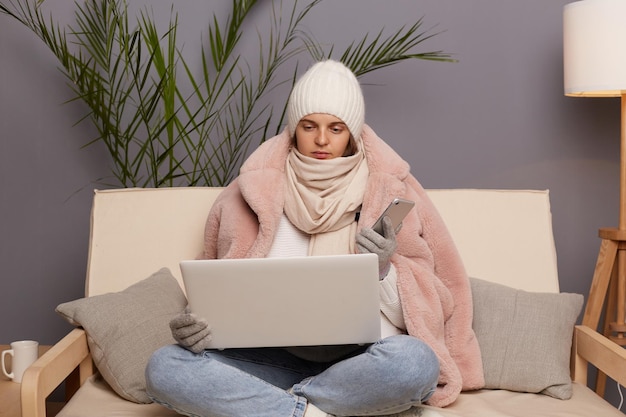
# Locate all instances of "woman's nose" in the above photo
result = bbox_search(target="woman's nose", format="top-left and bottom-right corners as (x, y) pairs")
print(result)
(315, 130), (328, 145)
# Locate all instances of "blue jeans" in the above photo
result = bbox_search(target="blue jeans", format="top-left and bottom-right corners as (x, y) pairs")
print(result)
(145, 335), (439, 417)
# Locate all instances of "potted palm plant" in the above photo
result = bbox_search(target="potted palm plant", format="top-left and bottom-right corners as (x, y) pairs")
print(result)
(0, 0), (454, 187)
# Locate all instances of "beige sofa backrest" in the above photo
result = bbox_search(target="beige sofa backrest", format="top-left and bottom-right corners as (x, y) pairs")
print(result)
(85, 187), (559, 297)
(427, 189), (559, 292)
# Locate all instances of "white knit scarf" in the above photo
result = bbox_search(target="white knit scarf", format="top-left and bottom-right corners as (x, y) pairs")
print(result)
(284, 142), (369, 256)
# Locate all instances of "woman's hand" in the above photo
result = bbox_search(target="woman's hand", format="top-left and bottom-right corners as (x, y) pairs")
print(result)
(170, 306), (213, 353)
(356, 216), (398, 279)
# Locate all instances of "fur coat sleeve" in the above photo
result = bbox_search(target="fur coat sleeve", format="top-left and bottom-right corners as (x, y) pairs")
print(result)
(203, 126), (485, 407)
(357, 125), (484, 406)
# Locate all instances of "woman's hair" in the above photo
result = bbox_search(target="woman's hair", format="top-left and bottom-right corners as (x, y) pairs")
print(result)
(343, 135), (358, 156)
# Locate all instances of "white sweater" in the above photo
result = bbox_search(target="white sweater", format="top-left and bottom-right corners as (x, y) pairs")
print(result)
(267, 215), (406, 338)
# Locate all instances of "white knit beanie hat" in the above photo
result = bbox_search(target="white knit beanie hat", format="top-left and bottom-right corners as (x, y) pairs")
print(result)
(287, 60), (365, 139)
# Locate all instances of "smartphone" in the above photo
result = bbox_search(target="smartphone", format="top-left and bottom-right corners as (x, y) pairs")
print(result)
(372, 198), (415, 235)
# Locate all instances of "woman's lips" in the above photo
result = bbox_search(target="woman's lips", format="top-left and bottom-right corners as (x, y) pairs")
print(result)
(312, 151), (330, 159)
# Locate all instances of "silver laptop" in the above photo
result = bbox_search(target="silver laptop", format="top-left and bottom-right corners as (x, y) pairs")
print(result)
(180, 253), (381, 349)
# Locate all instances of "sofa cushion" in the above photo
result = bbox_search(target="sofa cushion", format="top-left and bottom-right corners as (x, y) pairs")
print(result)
(470, 277), (584, 399)
(56, 377), (625, 417)
(55, 268), (186, 403)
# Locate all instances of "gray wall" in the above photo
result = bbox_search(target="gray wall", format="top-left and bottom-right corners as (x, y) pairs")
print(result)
(1, 0), (622, 407)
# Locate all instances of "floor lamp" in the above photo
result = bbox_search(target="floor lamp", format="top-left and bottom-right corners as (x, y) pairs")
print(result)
(564, 0), (626, 395)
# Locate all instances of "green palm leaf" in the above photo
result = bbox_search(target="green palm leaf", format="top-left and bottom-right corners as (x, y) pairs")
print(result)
(1, 0), (455, 187)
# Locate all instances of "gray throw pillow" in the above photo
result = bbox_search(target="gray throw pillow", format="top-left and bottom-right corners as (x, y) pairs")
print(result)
(470, 277), (584, 399)
(55, 268), (187, 403)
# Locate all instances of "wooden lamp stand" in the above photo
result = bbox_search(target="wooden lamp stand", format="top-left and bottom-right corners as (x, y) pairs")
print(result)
(564, 0), (626, 397)
(582, 94), (626, 394)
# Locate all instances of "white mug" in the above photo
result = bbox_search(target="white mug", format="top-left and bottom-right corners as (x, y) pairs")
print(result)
(1, 340), (39, 383)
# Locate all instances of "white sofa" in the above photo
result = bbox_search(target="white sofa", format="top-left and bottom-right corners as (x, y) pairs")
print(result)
(21, 187), (626, 417)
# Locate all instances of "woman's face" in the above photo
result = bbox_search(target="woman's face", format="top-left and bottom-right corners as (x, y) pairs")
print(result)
(294, 113), (352, 159)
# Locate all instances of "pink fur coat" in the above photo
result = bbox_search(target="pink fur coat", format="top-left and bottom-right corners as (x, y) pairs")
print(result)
(203, 125), (485, 407)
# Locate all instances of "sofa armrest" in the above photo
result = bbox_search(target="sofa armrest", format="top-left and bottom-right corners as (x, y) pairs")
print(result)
(573, 325), (626, 388)
(21, 328), (94, 417)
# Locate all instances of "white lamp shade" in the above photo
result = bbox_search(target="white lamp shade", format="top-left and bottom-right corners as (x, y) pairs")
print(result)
(564, 0), (626, 97)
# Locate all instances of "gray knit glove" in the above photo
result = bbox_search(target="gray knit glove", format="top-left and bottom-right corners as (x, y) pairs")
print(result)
(356, 216), (398, 279)
(170, 306), (212, 353)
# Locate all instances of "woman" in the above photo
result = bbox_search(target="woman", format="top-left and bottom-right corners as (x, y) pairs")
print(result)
(146, 60), (484, 417)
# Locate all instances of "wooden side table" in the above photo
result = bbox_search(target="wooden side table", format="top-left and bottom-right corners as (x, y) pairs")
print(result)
(0, 344), (63, 417)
